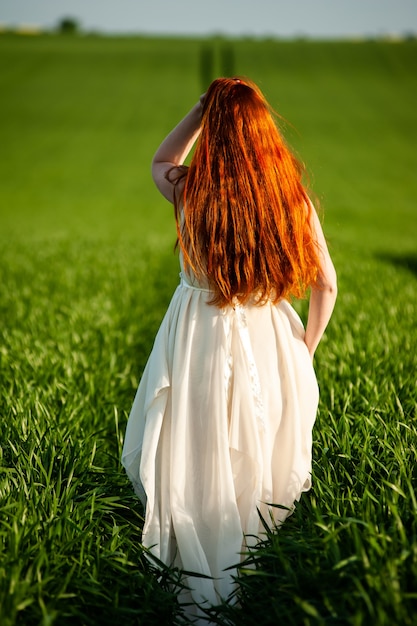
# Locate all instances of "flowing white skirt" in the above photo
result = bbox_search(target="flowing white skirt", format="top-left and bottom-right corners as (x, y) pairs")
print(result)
(122, 271), (319, 613)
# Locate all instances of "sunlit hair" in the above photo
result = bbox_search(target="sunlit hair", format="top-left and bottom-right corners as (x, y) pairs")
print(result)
(173, 77), (321, 307)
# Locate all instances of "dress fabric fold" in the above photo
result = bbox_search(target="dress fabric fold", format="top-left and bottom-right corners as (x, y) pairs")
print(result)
(122, 264), (319, 615)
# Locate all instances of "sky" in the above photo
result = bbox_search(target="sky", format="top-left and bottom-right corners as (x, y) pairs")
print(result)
(1, 0), (416, 38)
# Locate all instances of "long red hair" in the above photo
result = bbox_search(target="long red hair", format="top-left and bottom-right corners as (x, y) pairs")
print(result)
(175, 77), (321, 307)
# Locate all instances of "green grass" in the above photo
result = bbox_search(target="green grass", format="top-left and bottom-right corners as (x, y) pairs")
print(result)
(1, 34), (417, 625)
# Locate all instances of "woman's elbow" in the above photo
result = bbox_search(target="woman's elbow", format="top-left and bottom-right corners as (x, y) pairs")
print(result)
(318, 265), (338, 296)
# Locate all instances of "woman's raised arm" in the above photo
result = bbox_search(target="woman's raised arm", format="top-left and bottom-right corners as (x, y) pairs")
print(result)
(151, 99), (204, 203)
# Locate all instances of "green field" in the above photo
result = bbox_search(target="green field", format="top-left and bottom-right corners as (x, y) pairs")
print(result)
(1, 34), (417, 625)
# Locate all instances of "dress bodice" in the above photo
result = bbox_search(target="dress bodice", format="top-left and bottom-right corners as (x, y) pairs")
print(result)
(179, 250), (210, 291)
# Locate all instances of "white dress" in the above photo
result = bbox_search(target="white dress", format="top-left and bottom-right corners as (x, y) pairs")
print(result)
(122, 255), (319, 618)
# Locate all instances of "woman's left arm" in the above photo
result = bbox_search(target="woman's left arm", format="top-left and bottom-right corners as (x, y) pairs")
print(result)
(304, 204), (338, 359)
(152, 99), (203, 203)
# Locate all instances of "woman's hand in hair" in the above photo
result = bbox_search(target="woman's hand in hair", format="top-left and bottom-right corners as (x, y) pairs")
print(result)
(199, 93), (206, 110)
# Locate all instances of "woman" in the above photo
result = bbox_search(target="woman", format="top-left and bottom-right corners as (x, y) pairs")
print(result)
(122, 77), (337, 618)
